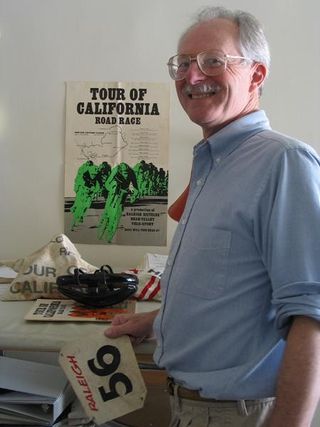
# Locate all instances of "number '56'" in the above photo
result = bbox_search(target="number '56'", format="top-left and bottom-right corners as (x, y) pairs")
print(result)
(88, 345), (133, 402)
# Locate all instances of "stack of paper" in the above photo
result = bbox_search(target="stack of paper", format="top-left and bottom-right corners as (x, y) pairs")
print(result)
(0, 356), (75, 425)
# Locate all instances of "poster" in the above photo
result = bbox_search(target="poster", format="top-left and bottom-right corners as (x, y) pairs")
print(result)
(64, 81), (170, 246)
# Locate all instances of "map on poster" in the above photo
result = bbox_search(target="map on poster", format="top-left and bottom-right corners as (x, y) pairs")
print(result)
(64, 81), (170, 246)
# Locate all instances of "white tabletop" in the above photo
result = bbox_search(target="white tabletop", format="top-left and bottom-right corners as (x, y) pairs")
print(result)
(0, 265), (159, 354)
(0, 299), (159, 353)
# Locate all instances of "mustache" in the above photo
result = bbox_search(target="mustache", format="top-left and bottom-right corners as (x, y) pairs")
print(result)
(183, 83), (221, 96)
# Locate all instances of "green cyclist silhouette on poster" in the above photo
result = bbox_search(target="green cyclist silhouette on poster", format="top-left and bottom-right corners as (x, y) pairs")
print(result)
(69, 160), (168, 243)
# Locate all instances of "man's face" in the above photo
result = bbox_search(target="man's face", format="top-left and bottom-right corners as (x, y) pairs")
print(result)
(175, 18), (263, 138)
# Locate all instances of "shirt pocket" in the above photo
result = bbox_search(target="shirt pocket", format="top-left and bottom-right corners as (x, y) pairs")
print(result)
(175, 227), (232, 299)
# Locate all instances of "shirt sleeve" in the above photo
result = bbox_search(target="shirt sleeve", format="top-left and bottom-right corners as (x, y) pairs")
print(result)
(254, 146), (320, 334)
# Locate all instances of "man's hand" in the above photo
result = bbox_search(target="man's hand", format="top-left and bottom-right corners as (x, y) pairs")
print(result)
(104, 309), (159, 345)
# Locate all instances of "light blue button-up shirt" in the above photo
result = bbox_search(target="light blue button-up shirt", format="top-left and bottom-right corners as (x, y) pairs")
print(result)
(153, 110), (320, 399)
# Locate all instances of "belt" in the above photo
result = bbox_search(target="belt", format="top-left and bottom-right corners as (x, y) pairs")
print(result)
(167, 377), (236, 403)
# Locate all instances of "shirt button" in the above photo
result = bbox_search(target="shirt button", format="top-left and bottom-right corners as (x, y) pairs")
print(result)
(181, 217), (186, 225)
(196, 179), (202, 186)
(216, 157), (221, 164)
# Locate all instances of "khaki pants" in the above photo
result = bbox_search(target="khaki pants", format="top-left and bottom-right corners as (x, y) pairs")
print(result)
(169, 393), (275, 427)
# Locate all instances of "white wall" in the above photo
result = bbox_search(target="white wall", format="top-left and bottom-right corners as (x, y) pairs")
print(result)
(0, 1), (320, 424)
(0, 0), (319, 266)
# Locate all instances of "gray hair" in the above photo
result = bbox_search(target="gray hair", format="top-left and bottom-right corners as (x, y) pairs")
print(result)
(179, 6), (271, 70)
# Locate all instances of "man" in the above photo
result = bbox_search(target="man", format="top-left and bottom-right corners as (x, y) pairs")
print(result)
(105, 6), (320, 427)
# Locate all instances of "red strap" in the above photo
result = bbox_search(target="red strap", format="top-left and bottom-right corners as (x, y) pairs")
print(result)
(168, 184), (190, 222)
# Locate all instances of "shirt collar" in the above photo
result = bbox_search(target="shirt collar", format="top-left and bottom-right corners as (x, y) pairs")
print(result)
(194, 110), (271, 161)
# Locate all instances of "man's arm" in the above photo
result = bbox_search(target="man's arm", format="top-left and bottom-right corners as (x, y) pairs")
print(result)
(104, 310), (159, 345)
(267, 316), (320, 427)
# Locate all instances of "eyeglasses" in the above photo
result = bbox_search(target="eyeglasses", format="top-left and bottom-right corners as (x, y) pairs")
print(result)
(167, 50), (252, 81)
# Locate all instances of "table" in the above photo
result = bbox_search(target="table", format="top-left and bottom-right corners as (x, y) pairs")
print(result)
(0, 258), (170, 427)
(0, 299), (159, 354)
(0, 299), (171, 427)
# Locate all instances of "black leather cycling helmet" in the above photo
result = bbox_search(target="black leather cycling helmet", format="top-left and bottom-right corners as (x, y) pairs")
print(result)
(56, 265), (138, 307)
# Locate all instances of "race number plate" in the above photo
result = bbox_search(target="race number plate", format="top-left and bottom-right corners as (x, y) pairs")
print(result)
(59, 332), (147, 425)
